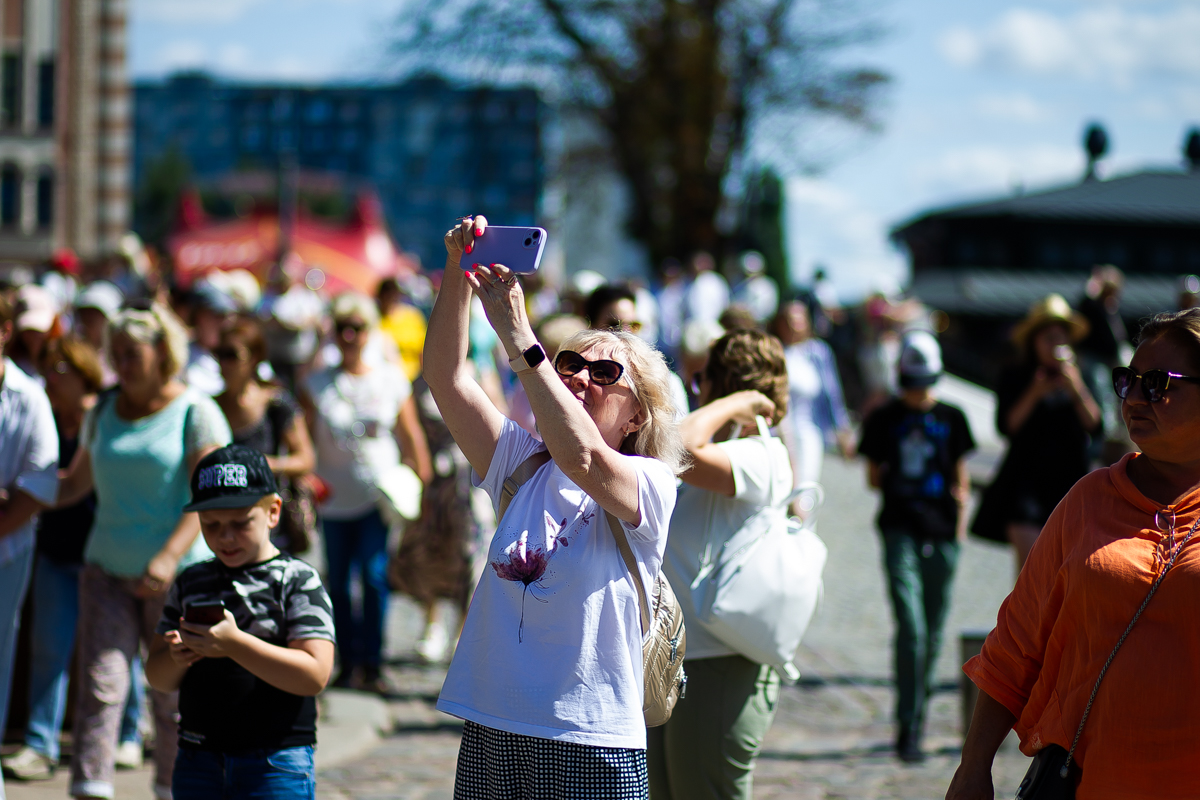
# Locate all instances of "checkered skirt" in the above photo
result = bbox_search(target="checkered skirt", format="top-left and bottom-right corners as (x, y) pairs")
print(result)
(453, 721), (648, 800)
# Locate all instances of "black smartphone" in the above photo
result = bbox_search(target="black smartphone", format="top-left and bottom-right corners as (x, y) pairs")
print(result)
(183, 601), (226, 625)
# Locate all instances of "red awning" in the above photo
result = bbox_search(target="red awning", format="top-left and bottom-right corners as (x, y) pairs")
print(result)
(168, 191), (416, 295)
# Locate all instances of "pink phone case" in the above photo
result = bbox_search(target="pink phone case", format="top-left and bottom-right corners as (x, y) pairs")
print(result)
(463, 225), (547, 274)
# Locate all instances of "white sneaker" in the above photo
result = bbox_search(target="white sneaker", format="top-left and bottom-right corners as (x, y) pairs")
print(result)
(1, 745), (55, 780)
(115, 740), (144, 770)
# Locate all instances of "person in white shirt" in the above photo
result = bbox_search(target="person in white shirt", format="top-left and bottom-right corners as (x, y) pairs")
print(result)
(650, 328), (791, 800)
(425, 216), (687, 800)
(0, 294), (59, 800)
(301, 291), (431, 694)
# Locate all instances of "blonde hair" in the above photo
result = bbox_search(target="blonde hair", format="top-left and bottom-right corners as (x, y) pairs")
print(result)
(107, 302), (190, 380)
(557, 329), (689, 476)
(331, 291), (380, 329)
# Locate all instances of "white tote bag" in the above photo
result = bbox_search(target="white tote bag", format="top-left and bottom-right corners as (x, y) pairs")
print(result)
(688, 418), (828, 682)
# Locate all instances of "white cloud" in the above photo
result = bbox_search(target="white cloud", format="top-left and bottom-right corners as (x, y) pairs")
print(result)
(939, 5), (1200, 86)
(975, 92), (1049, 122)
(134, 0), (266, 24)
(911, 143), (1084, 201)
(786, 178), (908, 301)
(155, 40), (208, 72)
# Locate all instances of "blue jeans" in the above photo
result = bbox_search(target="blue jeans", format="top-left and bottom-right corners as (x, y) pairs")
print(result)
(1, 545), (36, 800)
(24, 555), (144, 762)
(173, 746), (315, 800)
(322, 509), (389, 670)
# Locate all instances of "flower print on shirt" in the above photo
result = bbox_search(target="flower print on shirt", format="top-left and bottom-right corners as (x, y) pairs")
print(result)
(490, 508), (595, 642)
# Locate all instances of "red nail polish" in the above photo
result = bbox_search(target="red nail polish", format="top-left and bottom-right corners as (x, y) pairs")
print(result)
(465, 243), (472, 254)
(476, 228), (484, 237)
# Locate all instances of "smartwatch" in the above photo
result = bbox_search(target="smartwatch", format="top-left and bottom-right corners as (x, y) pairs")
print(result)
(509, 343), (546, 374)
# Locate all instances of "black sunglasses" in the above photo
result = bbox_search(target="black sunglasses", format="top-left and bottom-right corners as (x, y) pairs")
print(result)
(554, 350), (625, 386)
(214, 347), (246, 362)
(1112, 367), (1200, 403)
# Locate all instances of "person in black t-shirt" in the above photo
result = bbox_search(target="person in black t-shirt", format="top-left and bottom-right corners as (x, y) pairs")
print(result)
(146, 445), (335, 800)
(858, 331), (974, 764)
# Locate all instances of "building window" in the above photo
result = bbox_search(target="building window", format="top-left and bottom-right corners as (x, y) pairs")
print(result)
(36, 171), (52, 228)
(37, 59), (53, 128)
(1, 164), (20, 227)
(2, 53), (21, 128)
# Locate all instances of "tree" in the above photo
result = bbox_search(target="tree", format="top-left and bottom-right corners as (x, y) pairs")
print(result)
(738, 168), (789, 291)
(391, 0), (887, 270)
(133, 146), (192, 249)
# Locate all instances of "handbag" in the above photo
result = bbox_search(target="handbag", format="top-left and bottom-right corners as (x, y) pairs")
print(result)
(376, 463), (423, 526)
(1015, 514), (1200, 799)
(499, 451), (687, 728)
(686, 417), (827, 682)
(278, 475), (319, 554)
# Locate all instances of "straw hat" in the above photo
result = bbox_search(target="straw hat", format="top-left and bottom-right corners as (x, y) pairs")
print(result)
(1011, 293), (1089, 352)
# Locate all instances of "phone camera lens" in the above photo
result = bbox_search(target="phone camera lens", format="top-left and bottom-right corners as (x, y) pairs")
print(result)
(532, 230), (540, 239)
(524, 238), (533, 246)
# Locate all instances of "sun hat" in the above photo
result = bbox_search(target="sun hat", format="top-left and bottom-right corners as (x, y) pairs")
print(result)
(1011, 294), (1089, 353)
(898, 330), (943, 388)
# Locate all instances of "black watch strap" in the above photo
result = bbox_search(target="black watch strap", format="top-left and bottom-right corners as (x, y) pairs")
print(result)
(509, 343), (546, 373)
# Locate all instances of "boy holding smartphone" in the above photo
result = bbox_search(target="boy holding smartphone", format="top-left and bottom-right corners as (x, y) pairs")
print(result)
(146, 445), (336, 800)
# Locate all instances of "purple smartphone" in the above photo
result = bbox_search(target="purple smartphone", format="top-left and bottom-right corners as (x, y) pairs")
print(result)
(462, 225), (547, 274)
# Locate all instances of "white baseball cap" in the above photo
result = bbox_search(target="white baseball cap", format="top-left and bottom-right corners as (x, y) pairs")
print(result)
(15, 285), (58, 333)
(898, 330), (942, 388)
(75, 281), (125, 320)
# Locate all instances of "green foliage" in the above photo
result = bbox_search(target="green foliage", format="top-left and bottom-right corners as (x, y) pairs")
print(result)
(739, 168), (789, 292)
(390, 0), (888, 272)
(133, 146), (191, 248)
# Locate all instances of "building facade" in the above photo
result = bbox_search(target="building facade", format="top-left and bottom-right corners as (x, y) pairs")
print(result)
(0, 0), (128, 264)
(133, 73), (543, 271)
(891, 136), (1200, 385)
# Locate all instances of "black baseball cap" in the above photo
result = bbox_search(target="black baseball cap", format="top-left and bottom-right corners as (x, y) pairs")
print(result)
(184, 444), (279, 512)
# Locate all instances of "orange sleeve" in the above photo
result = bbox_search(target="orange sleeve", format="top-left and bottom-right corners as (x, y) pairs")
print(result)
(964, 489), (1075, 720)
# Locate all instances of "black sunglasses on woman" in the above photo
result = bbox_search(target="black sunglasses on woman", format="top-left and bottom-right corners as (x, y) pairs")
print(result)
(1112, 366), (1200, 403)
(554, 350), (625, 386)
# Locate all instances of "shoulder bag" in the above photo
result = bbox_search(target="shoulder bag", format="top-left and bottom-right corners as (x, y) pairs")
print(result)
(499, 450), (687, 728)
(686, 416), (828, 682)
(1015, 514), (1200, 799)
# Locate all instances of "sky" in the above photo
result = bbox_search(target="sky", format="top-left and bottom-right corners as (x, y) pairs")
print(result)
(129, 0), (1200, 302)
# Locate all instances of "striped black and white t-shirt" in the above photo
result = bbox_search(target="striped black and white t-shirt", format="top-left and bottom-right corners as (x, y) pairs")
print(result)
(157, 552), (336, 753)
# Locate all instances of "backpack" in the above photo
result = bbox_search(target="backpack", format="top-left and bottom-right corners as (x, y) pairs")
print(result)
(498, 451), (687, 727)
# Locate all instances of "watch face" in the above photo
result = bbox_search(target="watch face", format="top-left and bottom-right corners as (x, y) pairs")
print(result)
(525, 344), (546, 368)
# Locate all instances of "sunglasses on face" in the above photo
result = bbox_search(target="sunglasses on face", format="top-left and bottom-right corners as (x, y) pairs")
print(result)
(336, 322), (366, 335)
(1112, 366), (1200, 403)
(214, 347), (247, 362)
(554, 350), (626, 386)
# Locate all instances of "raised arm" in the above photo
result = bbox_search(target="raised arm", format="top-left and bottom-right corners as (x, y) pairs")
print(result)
(422, 217), (509, 479)
(678, 392), (776, 497)
(467, 263), (645, 524)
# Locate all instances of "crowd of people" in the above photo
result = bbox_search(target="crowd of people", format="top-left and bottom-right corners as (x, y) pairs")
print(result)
(0, 227), (1196, 800)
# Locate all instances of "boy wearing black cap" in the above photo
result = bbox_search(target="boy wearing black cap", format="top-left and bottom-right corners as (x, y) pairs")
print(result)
(146, 445), (335, 800)
(857, 331), (975, 764)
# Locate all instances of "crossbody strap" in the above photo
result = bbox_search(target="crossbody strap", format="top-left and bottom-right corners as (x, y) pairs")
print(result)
(497, 450), (551, 523)
(609, 511), (651, 636)
(1061, 514), (1200, 777)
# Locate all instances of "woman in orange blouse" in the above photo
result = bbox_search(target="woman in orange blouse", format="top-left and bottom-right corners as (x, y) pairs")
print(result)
(947, 308), (1200, 800)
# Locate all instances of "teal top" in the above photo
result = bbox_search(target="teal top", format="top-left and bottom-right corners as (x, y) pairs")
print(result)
(83, 387), (232, 578)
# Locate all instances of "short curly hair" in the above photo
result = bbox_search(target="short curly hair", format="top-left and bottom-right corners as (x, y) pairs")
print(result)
(703, 328), (789, 425)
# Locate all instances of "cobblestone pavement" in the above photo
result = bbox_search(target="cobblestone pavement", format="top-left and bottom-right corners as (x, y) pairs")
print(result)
(318, 454), (1033, 799)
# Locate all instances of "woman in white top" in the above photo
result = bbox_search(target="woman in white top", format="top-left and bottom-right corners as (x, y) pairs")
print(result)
(772, 300), (854, 493)
(301, 292), (431, 693)
(650, 328), (792, 800)
(425, 216), (686, 800)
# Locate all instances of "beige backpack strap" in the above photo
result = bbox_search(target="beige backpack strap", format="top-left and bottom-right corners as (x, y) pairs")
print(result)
(497, 450), (552, 522)
(608, 511), (651, 635)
